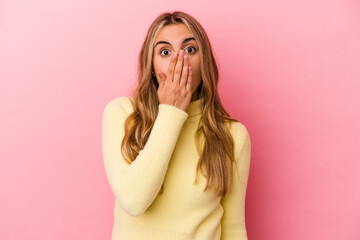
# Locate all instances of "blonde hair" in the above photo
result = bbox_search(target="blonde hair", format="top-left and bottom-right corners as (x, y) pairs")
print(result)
(121, 11), (240, 197)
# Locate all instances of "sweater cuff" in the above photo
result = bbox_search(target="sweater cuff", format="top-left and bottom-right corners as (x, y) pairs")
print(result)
(158, 103), (189, 119)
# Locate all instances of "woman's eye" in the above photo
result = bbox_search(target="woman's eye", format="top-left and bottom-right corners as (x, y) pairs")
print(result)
(160, 49), (170, 56)
(185, 46), (196, 53)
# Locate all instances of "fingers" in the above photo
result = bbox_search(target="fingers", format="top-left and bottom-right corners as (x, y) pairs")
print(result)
(180, 54), (189, 88)
(173, 50), (185, 85)
(165, 50), (191, 94)
(167, 52), (178, 83)
(186, 66), (192, 92)
(157, 71), (164, 83)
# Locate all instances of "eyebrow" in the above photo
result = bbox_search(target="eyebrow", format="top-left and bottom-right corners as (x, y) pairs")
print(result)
(154, 37), (196, 48)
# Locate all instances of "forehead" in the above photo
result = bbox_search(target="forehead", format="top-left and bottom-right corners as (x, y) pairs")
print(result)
(154, 23), (194, 43)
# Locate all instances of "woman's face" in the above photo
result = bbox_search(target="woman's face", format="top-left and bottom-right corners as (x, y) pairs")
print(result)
(152, 23), (202, 101)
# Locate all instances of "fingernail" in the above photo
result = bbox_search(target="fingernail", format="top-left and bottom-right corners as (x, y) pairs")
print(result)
(173, 52), (178, 58)
(179, 50), (184, 56)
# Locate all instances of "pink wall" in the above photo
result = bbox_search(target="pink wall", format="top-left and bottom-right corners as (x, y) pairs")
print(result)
(1, 0), (359, 239)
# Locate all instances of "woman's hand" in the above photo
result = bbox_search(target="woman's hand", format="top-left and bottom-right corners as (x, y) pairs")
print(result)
(156, 50), (193, 112)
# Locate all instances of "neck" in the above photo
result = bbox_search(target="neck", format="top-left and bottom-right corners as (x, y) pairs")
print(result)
(191, 90), (199, 101)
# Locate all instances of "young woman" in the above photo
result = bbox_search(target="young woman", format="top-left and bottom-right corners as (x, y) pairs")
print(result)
(102, 11), (251, 240)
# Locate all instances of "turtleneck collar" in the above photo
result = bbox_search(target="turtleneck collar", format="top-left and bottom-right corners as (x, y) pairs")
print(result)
(186, 97), (204, 117)
(128, 95), (204, 117)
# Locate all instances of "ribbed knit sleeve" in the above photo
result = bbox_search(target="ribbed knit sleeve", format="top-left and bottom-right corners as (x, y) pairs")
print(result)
(102, 99), (189, 217)
(220, 124), (251, 240)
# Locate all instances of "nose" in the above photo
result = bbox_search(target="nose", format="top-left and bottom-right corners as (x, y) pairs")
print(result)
(175, 49), (186, 55)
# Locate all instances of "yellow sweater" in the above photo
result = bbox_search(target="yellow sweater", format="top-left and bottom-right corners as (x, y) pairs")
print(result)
(102, 96), (251, 240)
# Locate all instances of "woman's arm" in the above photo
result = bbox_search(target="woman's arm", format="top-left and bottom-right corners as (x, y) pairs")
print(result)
(220, 124), (251, 240)
(102, 97), (188, 217)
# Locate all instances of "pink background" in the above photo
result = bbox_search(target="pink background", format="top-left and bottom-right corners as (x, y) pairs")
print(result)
(1, 0), (359, 239)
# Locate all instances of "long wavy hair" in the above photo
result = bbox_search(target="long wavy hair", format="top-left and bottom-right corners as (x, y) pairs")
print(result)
(121, 11), (240, 198)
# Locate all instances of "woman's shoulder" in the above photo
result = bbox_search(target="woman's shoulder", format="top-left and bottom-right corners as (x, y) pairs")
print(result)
(229, 121), (249, 136)
(228, 120), (251, 156)
(103, 95), (134, 118)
